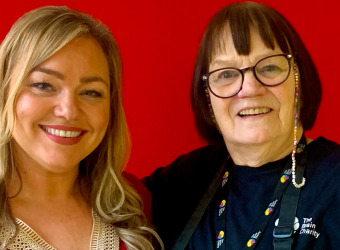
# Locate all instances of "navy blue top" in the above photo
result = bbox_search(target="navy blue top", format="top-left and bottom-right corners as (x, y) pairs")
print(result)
(188, 155), (289, 249)
(144, 137), (340, 249)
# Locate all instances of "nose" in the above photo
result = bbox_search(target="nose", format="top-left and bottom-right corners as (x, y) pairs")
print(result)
(237, 68), (266, 98)
(54, 91), (80, 120)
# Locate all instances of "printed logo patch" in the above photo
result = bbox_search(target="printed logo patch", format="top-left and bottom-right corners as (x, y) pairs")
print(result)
(265, 207), (273, 216)
(218, 200), (226, 216)
(246, 231), (261, 248)
(223, 171), (229, 179)
(297, 144), (305, 153)
(280, 174), (289, 183)
(300, 218), (320, 238)
(265, 199), (278, 216)
(283, 169), (292, 175)
(216, 231), (225, 248)
(247, 239), (256, 247)
(222, 171), (229, 187)
(219, 200), (226, 208)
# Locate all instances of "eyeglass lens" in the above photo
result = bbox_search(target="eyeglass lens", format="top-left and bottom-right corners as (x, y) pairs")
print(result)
(207, 54), (290, 98)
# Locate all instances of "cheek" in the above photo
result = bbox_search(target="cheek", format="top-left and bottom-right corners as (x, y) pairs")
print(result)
(210, 94), (232, 123)
(15, 94), (41, 122)
(12, 95), (43, 141)
(274, 81), (296, 123)
(87, 103), (110, 131)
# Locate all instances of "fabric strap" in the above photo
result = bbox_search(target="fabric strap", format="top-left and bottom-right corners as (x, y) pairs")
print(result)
(171, 157), (229, 250)
(273, 144), (307, 250)
(241, 159), (293, 249)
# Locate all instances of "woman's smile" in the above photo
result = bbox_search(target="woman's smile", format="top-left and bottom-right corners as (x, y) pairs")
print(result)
(40, 125), (86, 145)
(41, 125), (84, 138)
(238, 107), (272, 117)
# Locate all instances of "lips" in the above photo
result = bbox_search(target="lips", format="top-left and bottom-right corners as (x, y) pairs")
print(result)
(40, 125), (86, 145)
(238, 107), (271, 117)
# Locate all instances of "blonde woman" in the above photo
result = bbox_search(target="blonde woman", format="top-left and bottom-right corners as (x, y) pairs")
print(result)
(0, 6), (161, 250)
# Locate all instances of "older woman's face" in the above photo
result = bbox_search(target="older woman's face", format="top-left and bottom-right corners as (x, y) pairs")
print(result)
(209, 26), (299, 151)
(11, 38), (110, 174)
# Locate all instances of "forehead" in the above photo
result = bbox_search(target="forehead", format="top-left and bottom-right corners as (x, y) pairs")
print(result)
(53, 38), (107, 62)
(10, 38), (110, 88)
(40, 38), (109, 71)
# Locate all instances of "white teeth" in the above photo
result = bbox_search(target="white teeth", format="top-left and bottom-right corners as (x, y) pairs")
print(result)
(43, 127), (82, 138)
(239, 107), (271, 116)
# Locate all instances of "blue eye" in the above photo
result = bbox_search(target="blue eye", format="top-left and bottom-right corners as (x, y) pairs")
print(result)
(210, 69), (241, 86)
(264, 65), (280, 72)
(81, 90), (103, 98)
(30, 82), (54, 92)
(258, 65), (281, 74)
(217, 70), (240, 79)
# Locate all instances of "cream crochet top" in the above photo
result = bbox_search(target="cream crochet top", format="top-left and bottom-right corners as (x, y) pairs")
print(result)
(0, 210), (120, 249)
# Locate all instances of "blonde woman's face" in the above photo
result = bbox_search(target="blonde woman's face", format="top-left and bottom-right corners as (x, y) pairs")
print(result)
(11, 38), (110, 174)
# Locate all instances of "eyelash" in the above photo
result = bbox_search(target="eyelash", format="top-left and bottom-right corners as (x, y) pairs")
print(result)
(80, 90), (104, 98)
(28, 82), (104, 98)
(29, 82), (54, 92)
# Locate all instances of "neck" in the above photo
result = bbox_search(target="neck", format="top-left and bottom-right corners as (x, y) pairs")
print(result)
(8, 163), (81, 201)
(226, 128), (303, 167)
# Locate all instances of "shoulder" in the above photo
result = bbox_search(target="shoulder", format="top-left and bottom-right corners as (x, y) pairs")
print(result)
(307, 137), (340, 168)
(308, 136), (340, 152)
(297, 137), (340, 247)
(304, 137), (340, 192)
(143, 143), (228, 191)
(142, 144), (228, 248)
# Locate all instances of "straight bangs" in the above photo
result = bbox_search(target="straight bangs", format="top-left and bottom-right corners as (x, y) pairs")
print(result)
(208, 2), (293, 66)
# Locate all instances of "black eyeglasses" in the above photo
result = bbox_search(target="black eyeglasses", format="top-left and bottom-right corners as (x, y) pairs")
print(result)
(202, 54), (294, 98)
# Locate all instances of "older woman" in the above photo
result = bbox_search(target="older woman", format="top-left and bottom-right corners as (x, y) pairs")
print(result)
(143, 2), (340, 249)
(0, 6), (162, 250)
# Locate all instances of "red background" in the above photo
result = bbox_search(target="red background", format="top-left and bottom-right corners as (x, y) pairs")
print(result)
(1, 0), (339, 178)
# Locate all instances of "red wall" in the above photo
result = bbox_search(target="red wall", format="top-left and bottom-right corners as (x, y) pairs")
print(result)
(1, 0), (339, 178)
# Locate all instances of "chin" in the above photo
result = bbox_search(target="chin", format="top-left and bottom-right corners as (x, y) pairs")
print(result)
(238, 137), (270, 146)
(226, 133), (280, 147)
(41, 156), (82, 172)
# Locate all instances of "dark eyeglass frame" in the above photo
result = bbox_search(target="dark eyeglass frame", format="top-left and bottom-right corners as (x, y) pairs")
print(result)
(202, 53), (294, 98)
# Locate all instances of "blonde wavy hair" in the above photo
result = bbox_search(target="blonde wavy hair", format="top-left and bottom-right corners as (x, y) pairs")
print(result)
(0, 6), (162, 250)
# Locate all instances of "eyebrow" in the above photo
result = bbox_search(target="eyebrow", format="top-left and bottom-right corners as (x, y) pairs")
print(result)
(34, 67), (64, 80)
(211, 59), (235, 67)
(33, 67), (109, 86)
(211, 53), (280, 68)
(80, 76), (108, 86)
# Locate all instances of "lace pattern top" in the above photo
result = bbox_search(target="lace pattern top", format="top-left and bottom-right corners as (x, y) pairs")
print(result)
(0, 210), (120, 249)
